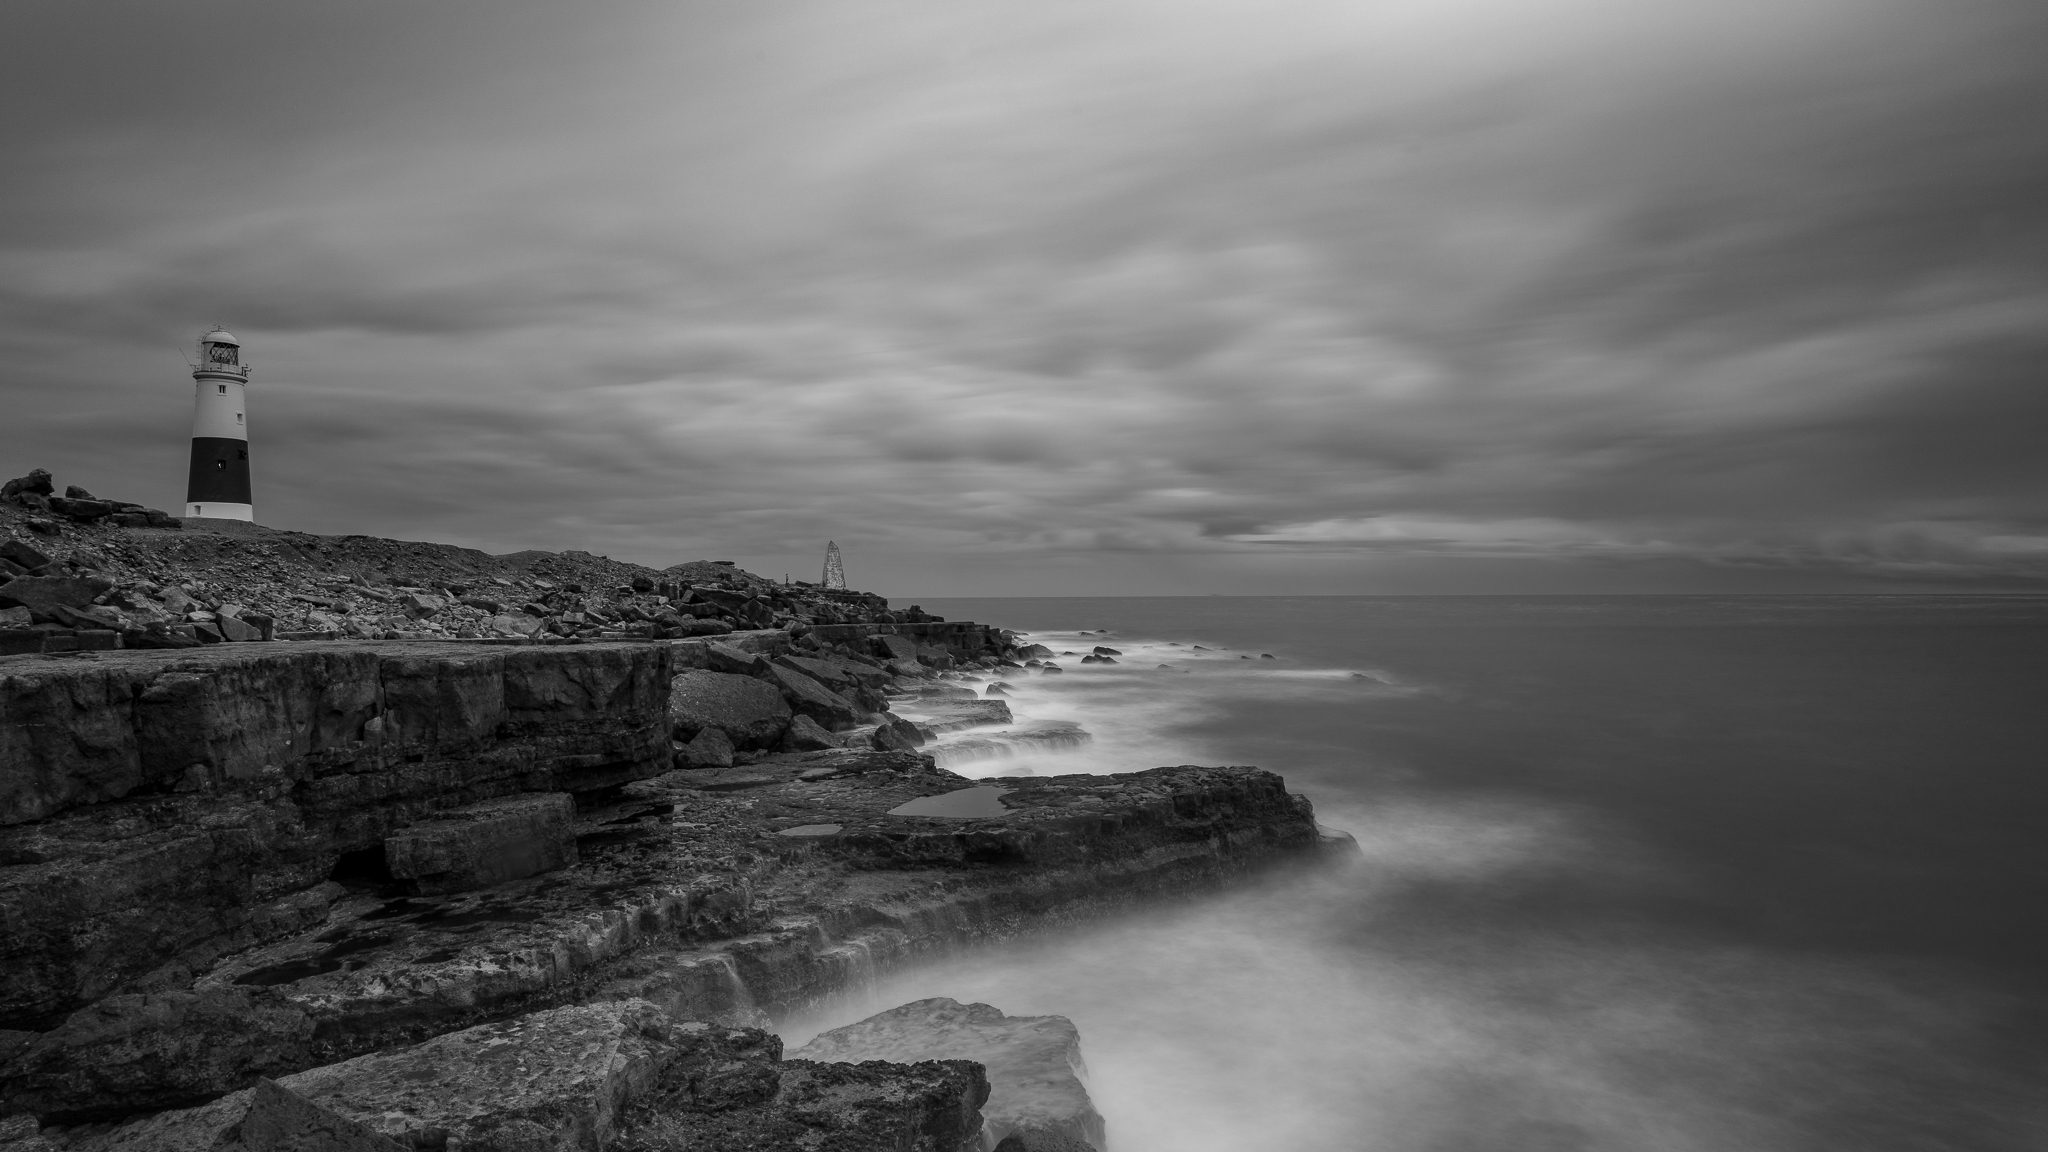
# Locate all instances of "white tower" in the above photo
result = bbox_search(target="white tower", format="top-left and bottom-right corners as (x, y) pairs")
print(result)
(184, 327), (253, 521)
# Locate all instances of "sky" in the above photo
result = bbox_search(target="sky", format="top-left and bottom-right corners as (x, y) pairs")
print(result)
(3, 0), (2045, 596)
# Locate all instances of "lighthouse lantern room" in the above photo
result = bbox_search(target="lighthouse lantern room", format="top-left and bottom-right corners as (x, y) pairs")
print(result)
(185, 327), (253, 521)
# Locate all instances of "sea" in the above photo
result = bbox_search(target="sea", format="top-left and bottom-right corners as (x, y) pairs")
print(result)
(778, 595), (2048, 1152)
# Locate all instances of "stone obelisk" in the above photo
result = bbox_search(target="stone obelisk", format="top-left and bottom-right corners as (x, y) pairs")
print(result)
(822, 541), (846, 589)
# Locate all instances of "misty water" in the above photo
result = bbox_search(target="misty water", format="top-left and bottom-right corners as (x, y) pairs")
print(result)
(782, 596), (2048, 1151)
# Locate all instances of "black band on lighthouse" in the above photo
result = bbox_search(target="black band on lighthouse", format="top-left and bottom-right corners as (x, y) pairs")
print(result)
(186, 437), (252, 504)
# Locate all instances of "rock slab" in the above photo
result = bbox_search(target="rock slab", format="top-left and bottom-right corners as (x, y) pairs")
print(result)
(667, 670), (792, 750)
(80, 1001), (989, 1152)
(383, 792), (577, 895)
(796, 998), (1104, 1152)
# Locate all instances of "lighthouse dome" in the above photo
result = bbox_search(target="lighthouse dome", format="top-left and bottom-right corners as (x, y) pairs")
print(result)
(201, 328), (239, 346)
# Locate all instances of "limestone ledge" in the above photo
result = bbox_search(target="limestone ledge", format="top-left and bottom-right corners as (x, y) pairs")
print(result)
(1, 751), (1352, 1123)
(0, 625), (1359, 1144)
(0, 639), (676, 1031)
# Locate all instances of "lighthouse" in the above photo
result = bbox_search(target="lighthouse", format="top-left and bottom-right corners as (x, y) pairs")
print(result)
(184, 327), (253, 521)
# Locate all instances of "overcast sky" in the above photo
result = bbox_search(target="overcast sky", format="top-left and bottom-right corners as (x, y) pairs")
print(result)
(4, 0), (2044, 595)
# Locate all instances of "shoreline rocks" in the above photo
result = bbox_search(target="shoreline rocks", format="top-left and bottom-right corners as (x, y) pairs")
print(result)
(796, 998), (1105, 1152)
(0, 468), (1362, 1148)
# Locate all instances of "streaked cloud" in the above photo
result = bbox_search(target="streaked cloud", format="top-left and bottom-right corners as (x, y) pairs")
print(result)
(3, 0), (2045, 593)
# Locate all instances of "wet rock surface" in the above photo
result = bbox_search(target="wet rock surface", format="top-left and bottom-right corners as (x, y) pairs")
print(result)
(795, 998), (1104, 1152)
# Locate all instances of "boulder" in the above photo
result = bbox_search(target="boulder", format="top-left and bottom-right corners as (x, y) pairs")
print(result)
(670, 618), (734, 638)
(382, 792), (578, 896)
(794, 997), (1104, 1152)
(624, 1056), (988, 1152)
(676, 726), (735, 769)
(869, 717), (926, 753)
(782, 714), (838, 752)
(0, 576), (107, 614)
(668, 670), (792, 750)
(764, 663), (861, 730)
(701, 641), (765, 676)
(487, 613), (542, 638)
(46, 499), (112, 522)
(872, 634), (920, 664)
(772, 653), (858, 691)
(215, 614), (262, 643)
(1013, 643), (1055, 660)
(778, 652), (891, 691)
(0, 542), (51, 572)
(0, 471), (52, 500)
(1090, 646), (1121, 657)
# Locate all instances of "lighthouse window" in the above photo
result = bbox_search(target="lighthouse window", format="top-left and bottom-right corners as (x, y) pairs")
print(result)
(235, 413), (243, 424)
(237, 448), (247, 459)
(218, 384), (226, 394)
(214, 460), (225, 471)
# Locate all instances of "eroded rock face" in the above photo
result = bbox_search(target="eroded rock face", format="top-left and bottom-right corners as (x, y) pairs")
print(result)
(796, 998), (1104, 1152)
(71, 1078), (405, 1152)
(0, 641), (671, 1031)
(383, 793), (577, 896)
(0, 642), (669, 829)
(2, 986), (314, 1121)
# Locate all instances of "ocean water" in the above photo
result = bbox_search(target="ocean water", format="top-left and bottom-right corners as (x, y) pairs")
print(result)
(782, 596), (2048, 1152)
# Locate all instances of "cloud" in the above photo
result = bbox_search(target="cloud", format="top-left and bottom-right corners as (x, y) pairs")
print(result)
(3, 0), (2046, 592)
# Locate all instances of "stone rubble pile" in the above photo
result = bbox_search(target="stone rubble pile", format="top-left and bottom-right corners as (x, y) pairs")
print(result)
(0, 468), (948, 656)
(668, 629), (1037, 765)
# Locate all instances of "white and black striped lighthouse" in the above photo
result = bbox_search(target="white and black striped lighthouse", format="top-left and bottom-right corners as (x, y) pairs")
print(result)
(184, 327), (253, 521)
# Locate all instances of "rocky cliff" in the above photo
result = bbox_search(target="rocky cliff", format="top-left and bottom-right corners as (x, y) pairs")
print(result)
(0, 476), (1357, 1148)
